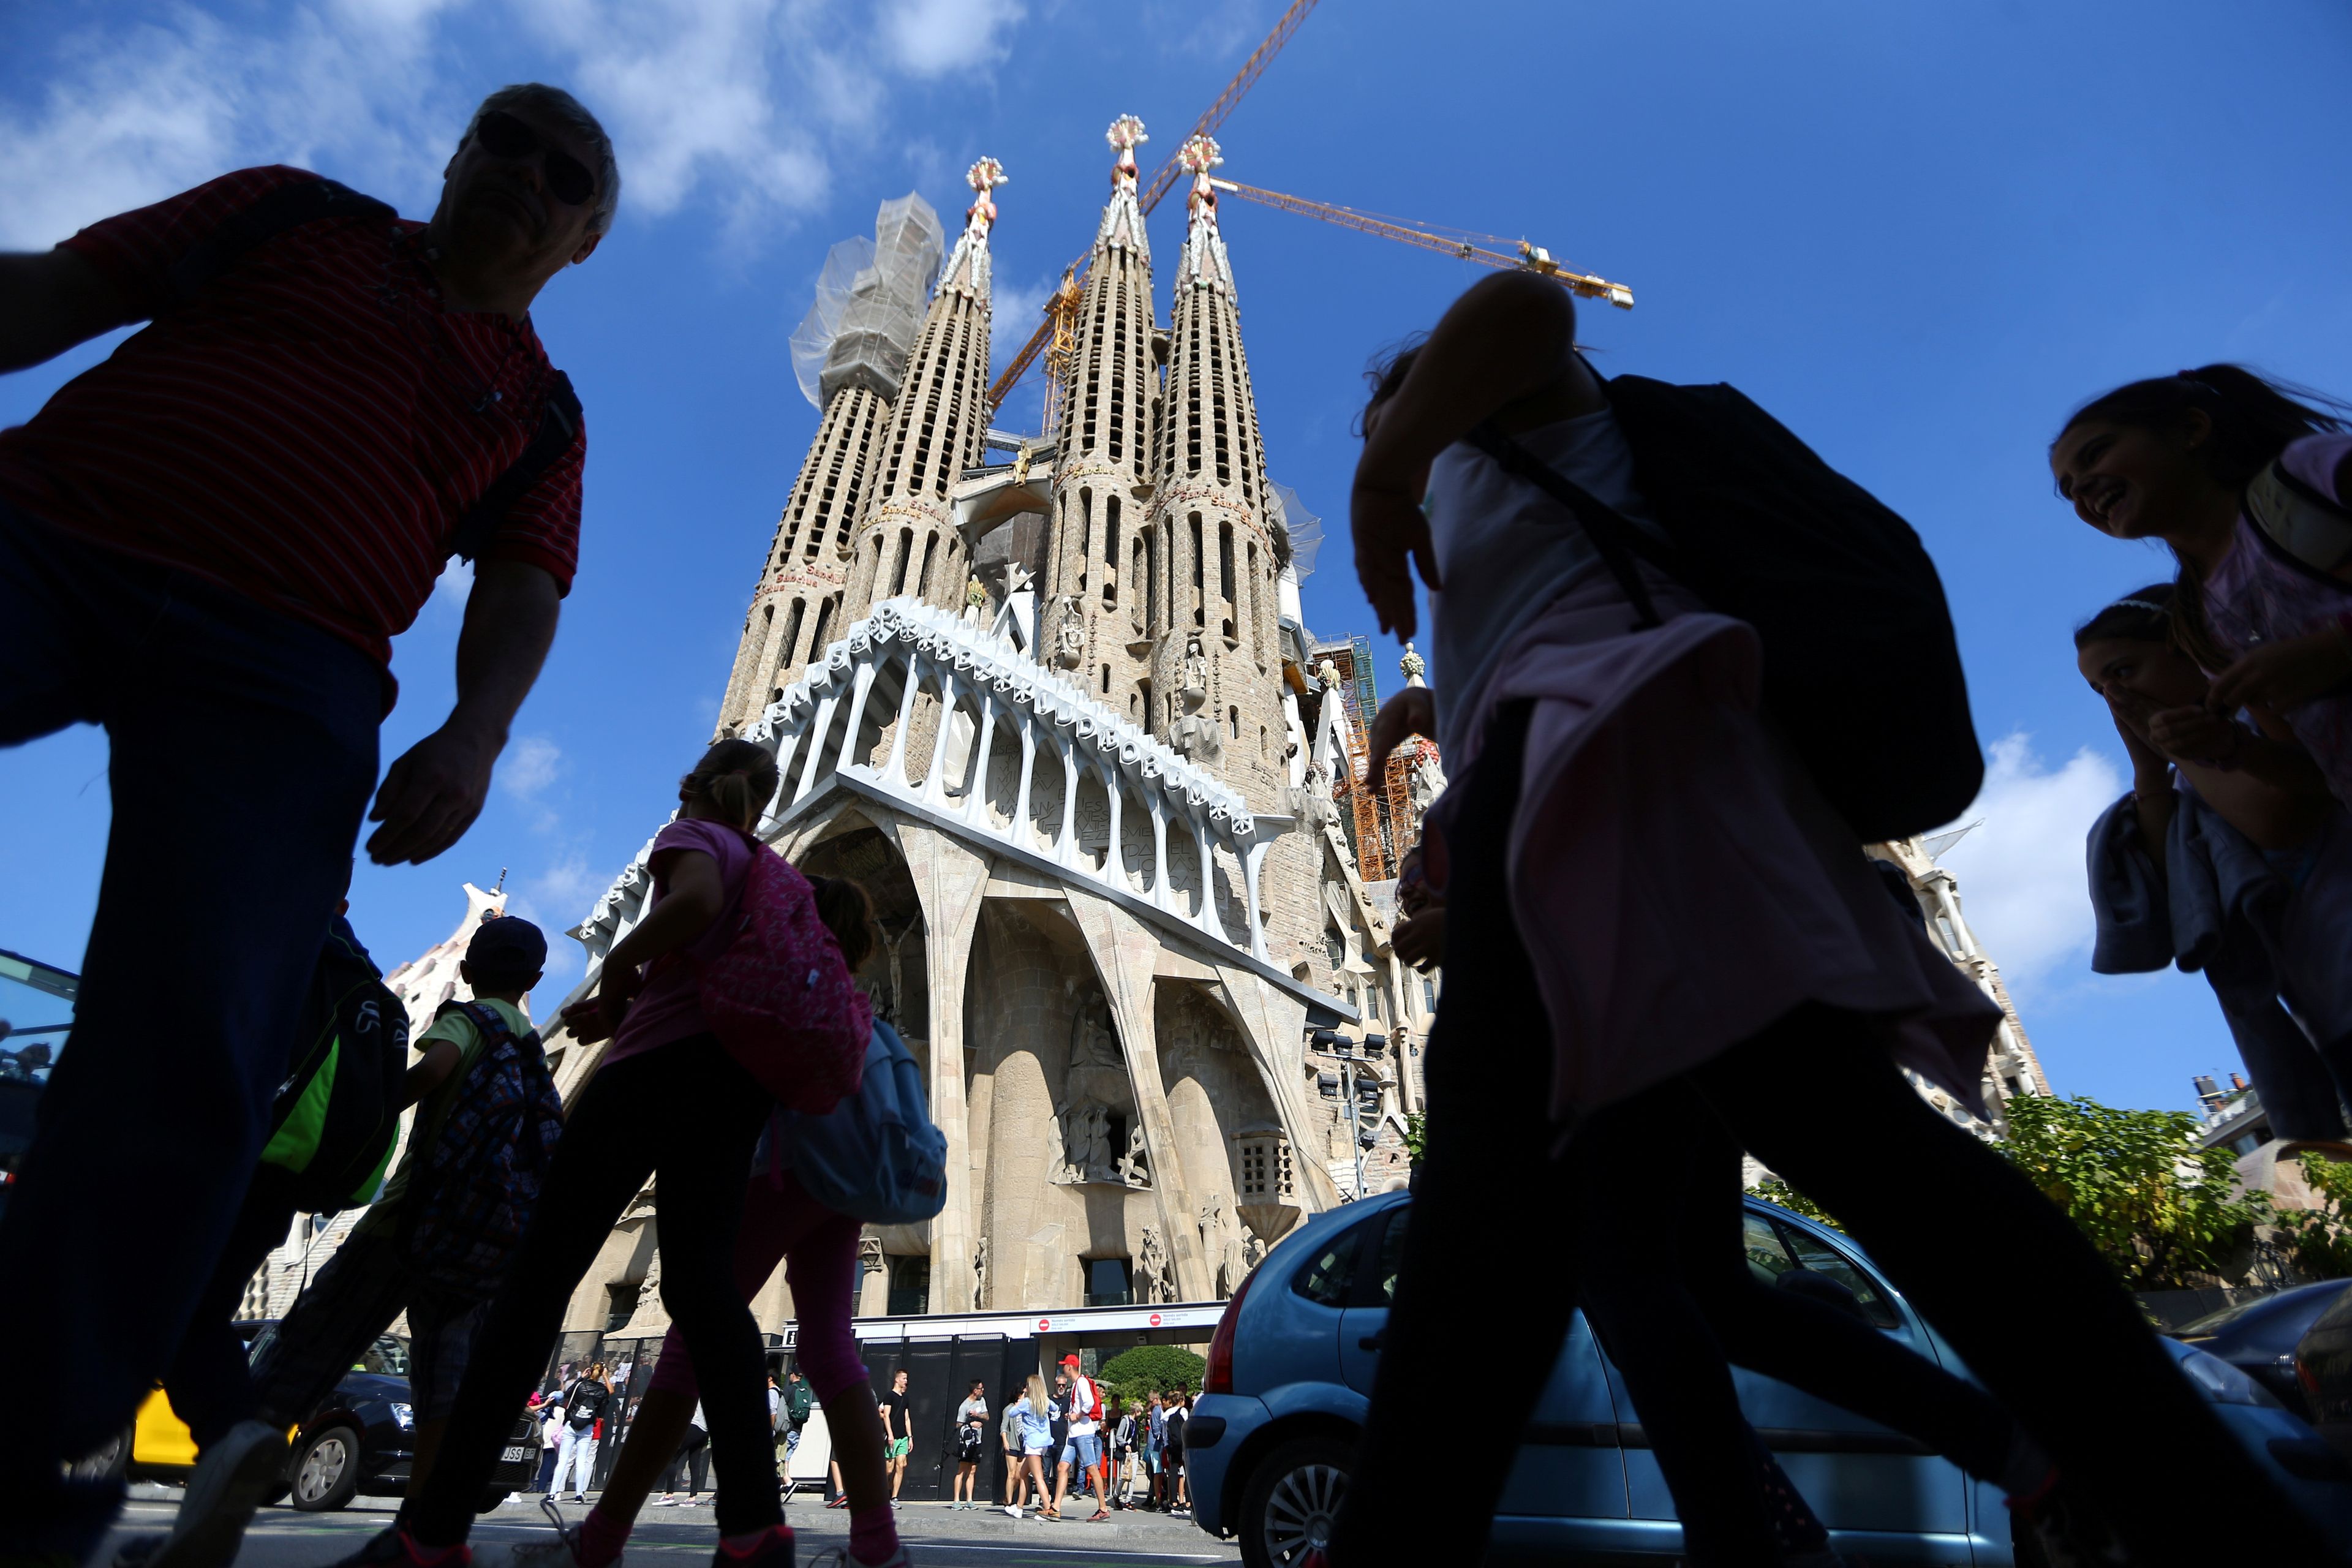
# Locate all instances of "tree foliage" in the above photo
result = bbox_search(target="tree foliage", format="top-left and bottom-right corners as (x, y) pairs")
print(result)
(1098, 1345), (1205, 1409)
(1403, 1112), (1427, 1165)
(1755, 1176), (1844, 1233)
(1994, 1094), (2272, 1292)
(2274, 1150), (2352, 1282)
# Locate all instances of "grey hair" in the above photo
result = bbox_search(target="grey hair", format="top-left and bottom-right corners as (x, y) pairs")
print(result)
(462, 83), (621, 237)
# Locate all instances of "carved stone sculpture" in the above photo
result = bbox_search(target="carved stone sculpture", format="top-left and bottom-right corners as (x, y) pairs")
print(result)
(1053, 596), (1085, 669)
(1399, 642), (1425, 687)
(1180, 636), (1209, 704)
(973, 1235), (989, 1305)
(1118, 1121), (1152, 1188)
(1069, 999), (1122, 1069)
(1138, 1227), (1174, 1304)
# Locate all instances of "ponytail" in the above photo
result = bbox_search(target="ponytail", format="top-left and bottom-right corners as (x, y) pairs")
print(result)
(2057, 367), (2351, 673)
(682, 737), (782, 832)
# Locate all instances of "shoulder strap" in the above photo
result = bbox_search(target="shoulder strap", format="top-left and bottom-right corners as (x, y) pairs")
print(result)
(167, 178), (396, 305)
(2246, 458), (2352, 581)
(449, 371), (583, 565)
(1462, 420), (1669, 631)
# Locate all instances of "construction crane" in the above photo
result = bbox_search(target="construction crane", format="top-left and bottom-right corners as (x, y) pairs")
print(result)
(1209, 177), (1635, 310)
(988, 0), (1323, 410)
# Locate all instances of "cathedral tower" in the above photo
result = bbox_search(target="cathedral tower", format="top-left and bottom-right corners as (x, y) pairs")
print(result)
(717, 196), (944, 737)
(1038, 116), (1161, 726)
(1147, 135), (1285, 810)
(844, 158), (1004, 619)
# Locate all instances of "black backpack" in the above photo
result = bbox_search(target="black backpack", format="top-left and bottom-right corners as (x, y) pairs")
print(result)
(398, 1000), (565, 1297)
(1467, 374), (1982, 842)
(258, 918), (409, 1213)
(165, 176), (582, 564)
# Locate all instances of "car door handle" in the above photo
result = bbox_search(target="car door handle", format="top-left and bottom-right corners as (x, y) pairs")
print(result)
(1357, 1332), (1387, 1352)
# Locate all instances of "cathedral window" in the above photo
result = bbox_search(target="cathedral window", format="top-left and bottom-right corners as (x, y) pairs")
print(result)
(1423, 978), (1438, 1014)
(810, 597), (835, 654)
(780, 600), (807, 669)
(889, 529), (914, 597)
(886, 1255), (931, 1317)
(1229, 705), (1240, 741)
(1101, 664), (1112, 695)
(1085, 1257), (1134, 1308)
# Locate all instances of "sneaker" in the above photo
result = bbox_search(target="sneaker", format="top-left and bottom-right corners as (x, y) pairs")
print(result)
(1001, 1506), (1021, 1520)
(506, 1494), (605, 1568)
(320, 1527), (471, 1568)
(115, 1419), (286, 1568)
(652, 1499), (677, 1509)
(710, 1525), (794, 1568)
(1087, 1510), (1110, 1523)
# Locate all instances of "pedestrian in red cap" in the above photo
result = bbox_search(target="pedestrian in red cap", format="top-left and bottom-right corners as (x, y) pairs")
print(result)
(1050, 1355), (1110, 1522)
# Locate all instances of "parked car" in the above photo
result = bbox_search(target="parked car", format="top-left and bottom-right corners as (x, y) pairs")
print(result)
(2294, 1286), (2352, 1465)
(1188, 1191), (2352, 1567)
(2171, 1280), (2352, 1419)
(81, 1321), (536, 1513)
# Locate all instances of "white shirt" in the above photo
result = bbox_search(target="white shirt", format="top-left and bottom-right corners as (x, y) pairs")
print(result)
(1423, 408), (1659, 761)
(1066, 1374), (1099, 1437)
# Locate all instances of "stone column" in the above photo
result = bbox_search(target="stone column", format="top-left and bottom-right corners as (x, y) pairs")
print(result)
(1207, 959), (1344, 1212)
(1063, 888), (1215, 1300)
(883, 814), (992, 1315)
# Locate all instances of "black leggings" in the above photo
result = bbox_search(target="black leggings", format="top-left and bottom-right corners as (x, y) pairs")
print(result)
(1329, 703), (2342, 1568)
(407, 1035), (778, 1542)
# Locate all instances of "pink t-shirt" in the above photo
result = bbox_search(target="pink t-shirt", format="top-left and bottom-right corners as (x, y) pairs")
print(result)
(2202, 432), (2352, 812)
(601, 818), (756, 1069)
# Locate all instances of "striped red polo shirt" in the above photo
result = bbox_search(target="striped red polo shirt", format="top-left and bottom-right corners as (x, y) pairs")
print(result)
(0, 165), (585, 680)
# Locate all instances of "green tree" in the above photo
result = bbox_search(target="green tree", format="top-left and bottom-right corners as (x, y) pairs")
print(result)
(2273, 1150), (2352, 1281)
(1995, 1094), (2272, 1291)
(1403, 1112), (1427, 1165)
(1754, 1176), (1844, 1233)
(1098, 1344), (1206, 1409)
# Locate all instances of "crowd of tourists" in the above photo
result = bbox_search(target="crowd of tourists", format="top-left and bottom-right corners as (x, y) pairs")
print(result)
(3, 61), (2351, 1568)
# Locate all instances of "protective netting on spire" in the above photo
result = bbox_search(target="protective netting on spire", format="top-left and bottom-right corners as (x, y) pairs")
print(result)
(788, 193), (946, 410)
(1268, 481), (1323, 581)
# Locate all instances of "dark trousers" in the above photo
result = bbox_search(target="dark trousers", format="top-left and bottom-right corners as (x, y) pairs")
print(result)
(1330, 703), (2344, 1568)
(0, 507), (377, 1528)
(662, 1428), (711, 1495)
(163, 1166), (303, 1452)
(407, 1036), (778, 1542)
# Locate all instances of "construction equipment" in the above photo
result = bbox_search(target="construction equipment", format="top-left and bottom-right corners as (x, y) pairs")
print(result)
(989, 0), (1323, 411)
(1209, 177), (1635, 310)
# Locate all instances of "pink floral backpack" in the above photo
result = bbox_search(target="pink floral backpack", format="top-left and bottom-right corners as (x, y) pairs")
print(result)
(696, 832), (871, 1114)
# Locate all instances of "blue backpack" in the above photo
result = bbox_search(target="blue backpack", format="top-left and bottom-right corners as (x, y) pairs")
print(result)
(774, 1020), (946, 1224)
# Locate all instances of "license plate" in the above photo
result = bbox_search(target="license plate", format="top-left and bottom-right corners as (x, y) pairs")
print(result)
(502, 1446), (532, 1463)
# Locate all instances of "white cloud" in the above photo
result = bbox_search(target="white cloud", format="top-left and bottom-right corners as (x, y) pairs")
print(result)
(876, 0), (1027, 78)
(1932, 731), (2125, 990)
(498, 733), (564, 803)
(507, 848), (615, 984)
(1, 0), (1028, 249)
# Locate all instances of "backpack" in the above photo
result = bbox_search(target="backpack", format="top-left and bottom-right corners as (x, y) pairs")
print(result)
(399, 1000), (566, 1297)
(1467, 374), (1983, 843)
(695, 834), (872, 1115)
(165, 175), (582, 566)
(1076, 1376), (1104, 1427)
(2245, 459), (2352, 581)
(773, 1020), (946, 1224)
(258, 918), (409, 1213)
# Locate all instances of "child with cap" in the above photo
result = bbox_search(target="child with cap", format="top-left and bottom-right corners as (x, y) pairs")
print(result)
(146, 914), (554, 1568)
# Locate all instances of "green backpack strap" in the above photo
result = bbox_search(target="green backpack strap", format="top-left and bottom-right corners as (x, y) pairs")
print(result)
(259, 1036), (338, 1174)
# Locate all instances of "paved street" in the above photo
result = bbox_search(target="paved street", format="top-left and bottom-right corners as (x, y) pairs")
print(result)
(102, 1495), (1243, 1568)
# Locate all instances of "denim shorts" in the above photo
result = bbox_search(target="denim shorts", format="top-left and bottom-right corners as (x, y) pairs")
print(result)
(1060, 1431), (1102, 1470)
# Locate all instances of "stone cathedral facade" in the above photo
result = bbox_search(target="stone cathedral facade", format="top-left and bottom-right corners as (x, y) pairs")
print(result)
(524, 121), (2049, 1345)
(541, 124), (1431, 1341)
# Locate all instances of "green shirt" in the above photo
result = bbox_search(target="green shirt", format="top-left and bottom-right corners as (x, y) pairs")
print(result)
(361, 997), (529, 1223)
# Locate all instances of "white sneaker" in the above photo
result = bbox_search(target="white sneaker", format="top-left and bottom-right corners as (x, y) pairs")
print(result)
(1002, 1505), (1020, 1519)
(118, 1419), (287, 1568)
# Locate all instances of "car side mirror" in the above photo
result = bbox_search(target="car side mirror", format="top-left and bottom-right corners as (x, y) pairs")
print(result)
(1776, 1267), (1871, 1324)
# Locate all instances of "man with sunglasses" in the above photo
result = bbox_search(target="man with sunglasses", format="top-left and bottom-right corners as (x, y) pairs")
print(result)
(0, 83), (616, 1564)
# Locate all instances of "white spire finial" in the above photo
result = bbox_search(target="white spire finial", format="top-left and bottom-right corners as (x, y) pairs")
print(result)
(964, 156), (1008, 237)
(1180, 133), (1223, 226)
(1106, 115), (1147, 187)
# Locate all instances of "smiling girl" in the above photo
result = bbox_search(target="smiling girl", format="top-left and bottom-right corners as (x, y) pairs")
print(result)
(2051, 367), (2352, 808)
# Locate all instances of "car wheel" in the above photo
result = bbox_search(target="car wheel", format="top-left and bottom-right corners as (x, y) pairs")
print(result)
(289, 1425), (362, 1512)
(1238, 1434), (1352, 1568)
(67, 1427), (134, 1485)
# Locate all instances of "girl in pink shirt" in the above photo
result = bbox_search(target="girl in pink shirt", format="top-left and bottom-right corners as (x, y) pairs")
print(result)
(2052, 365), (2352, 810)
(397, 740), (826, 1568)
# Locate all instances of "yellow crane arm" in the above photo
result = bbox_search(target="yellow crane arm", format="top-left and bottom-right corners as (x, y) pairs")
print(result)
(988, 0), (1324, 408)
(1210, 178), (1635, 309)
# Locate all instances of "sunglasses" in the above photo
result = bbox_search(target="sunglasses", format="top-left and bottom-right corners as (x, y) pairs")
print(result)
(472, 110), (597, 208)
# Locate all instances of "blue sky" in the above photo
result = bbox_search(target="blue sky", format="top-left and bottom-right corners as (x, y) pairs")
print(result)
(4, 0), (2348, 1117)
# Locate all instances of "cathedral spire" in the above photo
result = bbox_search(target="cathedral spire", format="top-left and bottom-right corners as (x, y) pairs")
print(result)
(1096, 114), (1150, 259)
(1176, 133), (1234, 293)
(940, 156), (1005, 301)
(842, 156), (1003, 619)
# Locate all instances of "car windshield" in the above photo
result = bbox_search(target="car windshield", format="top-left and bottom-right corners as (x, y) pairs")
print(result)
(0, 950), (77, 1085)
